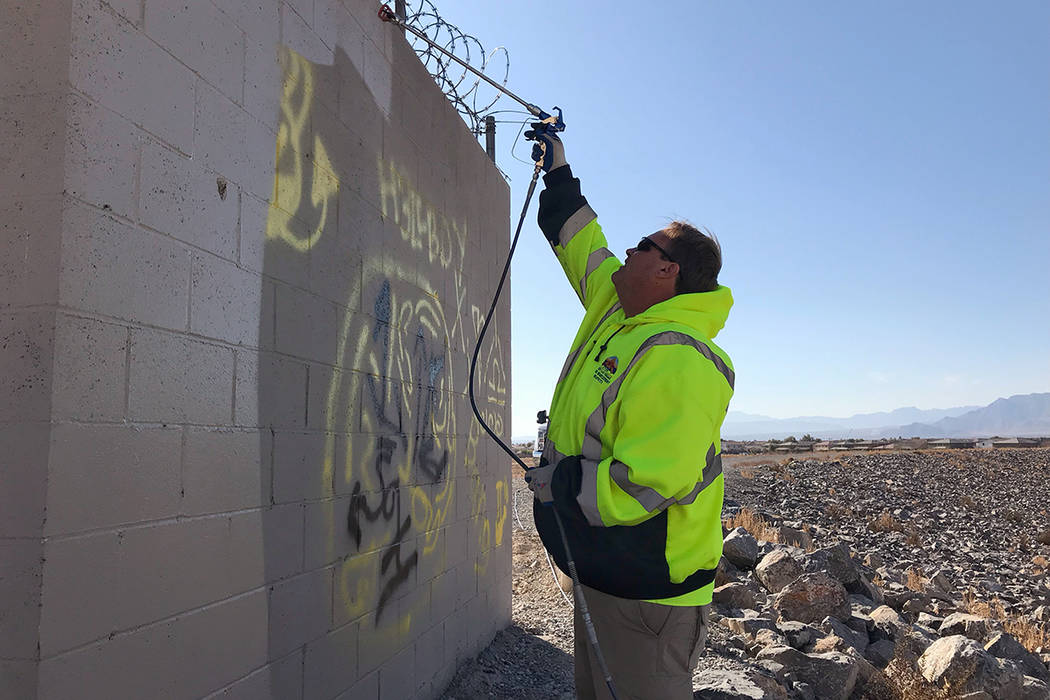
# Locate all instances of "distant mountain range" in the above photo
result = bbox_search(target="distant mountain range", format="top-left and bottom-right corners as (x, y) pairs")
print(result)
(723, 393), (1050, 440)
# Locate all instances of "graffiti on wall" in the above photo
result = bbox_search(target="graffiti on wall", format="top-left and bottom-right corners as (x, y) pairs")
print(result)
(263, 46), (508, 636)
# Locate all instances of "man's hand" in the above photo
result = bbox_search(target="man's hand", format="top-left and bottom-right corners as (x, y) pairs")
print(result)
(525, 462), (558, 504)
(523, 123), (567, 173)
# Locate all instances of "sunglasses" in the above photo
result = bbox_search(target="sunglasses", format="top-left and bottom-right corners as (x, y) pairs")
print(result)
(636, 236), (676, 263)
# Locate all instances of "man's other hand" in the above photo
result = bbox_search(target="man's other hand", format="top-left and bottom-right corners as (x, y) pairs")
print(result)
(525, 462), (558, 504)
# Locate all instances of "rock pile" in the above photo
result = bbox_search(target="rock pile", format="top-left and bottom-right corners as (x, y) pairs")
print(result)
(701, 447), (1050, 696)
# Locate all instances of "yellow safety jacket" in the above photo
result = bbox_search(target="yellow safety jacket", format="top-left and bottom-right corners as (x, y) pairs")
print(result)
(533, 166), (734, 606)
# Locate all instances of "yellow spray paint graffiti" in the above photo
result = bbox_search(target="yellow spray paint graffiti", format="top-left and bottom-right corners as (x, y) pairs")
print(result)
(264, 46), (508, 640)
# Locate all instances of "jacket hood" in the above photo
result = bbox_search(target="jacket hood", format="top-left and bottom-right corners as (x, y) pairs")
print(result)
(621, 285), (733, 339)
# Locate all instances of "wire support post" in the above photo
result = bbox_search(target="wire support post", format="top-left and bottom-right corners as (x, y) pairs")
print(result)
(485, 115), (496, 162)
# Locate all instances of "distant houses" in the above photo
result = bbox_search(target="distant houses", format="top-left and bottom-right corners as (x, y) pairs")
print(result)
(721, 435), (1050, 454)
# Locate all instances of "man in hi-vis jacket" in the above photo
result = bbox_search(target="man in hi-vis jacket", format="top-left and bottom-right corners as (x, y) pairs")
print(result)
(524, 128), (735, 700)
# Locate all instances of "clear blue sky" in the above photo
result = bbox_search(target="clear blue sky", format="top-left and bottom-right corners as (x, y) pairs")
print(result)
(418, 1), (1050, 438)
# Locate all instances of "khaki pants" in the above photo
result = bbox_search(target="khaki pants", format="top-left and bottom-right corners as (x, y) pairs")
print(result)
(573, 585), (708, 700)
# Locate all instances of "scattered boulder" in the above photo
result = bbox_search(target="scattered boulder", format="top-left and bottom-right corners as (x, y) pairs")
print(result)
(868, 605), (907, 640)
(724, 527), (760, 570)
(918, 635), (1024, 697)
(1035, 530), (1050, 546)
(773, 573), (851, 624)
(776, 620), (822, 651)
(819, 615), (868, 654)
(1020, 674), (1050, 700)
(693, 669), (789, 700)
(722, 613), (776, 639)
(939, 612), (993, 641)
(755, 549), (804, 594)
(755, 646), (859, 700)
(714, 582), (759, 611)
(984, 631), (1050, 682)
(864, 639), (896, 668)
(804, 543), (859, 586)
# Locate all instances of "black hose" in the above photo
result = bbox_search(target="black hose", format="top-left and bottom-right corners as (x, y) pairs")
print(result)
(467, 162), (620, 700)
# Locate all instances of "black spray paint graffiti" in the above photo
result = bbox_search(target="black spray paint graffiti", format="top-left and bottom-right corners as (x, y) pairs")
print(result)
(347, 279), (450, 622)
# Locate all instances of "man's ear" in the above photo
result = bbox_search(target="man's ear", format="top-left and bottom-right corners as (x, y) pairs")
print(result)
(655, 261), (679, 281)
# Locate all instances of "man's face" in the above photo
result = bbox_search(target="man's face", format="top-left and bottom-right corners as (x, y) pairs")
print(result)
(611, 230), (676, 304)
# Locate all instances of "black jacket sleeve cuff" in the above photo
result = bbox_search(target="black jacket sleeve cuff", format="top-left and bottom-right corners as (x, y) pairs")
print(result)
(537, 166), (588, 246)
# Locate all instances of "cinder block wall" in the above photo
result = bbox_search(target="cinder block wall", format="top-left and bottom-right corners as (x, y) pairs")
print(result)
(1, 1), (512, 697)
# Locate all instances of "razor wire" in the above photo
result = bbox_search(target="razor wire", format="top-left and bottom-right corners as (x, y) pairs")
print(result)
(398, 0), (515, 134)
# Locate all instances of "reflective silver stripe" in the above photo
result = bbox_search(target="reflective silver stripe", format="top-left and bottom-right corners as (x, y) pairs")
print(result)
(645, 331), (735, 390)
(556, 303), (622, 386)
(609, 460), (677, 512)
(557, 204), (597, 248)
(578, 247), (613, 302)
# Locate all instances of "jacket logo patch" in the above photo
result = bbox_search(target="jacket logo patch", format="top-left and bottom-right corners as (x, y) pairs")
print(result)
(593, 355), (618, 384)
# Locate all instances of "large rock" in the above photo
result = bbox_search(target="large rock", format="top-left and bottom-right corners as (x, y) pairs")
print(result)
(918, 635), (1024, 697)
(714, 582), (759, 611)
(868, 605), (907, 640)
(755, 646), (859, 700)
(820, 615), (868, 654)
(693, 669), (790, 700)
(723, 527), (760, 570)
(1020, 675), (1050, 700)
(722, 613), (776, 639)
(776, 620), (822, 651)
(773, 572), (851, 624)
(985, 631), (1050, 682)
(756, 549), (804, 594)
(864, 639), (896, 668)
(803, 543), (859, 586)
(939, 612), (993, 641)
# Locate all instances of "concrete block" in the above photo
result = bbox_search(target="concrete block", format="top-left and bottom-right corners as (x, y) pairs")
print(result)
(0, 539), (42, 658)
(193, 80), (251, 186)
(308, 364), (358, 433)
(413, 622), (445, 698)
(64, 92), (142, 217)
(259, 216), (313, 291)
(336, 669), (377, 700)
(234, 350), (308, 429)
(38, 589), (268, 699)
(0, 197), (62, 310)
(267, 567), (333, 659)
(183, 428), (270, 515)
(45, 423), (181, 535)
(0, 92), (67, 199)
(273, 430), (333, 503)
(242, 113), (280, 202)
(360, 375), (404, 434)
(397, 578), (431, 636)
(175, 589), (269, 697)
(0, 660), (37, 700)
(310, 219), (364, 309)
(379, 645), (415, 700)
(445, 518), (468, 569)
(51, 313), (128, 421)
(37, 617), (178, 698)
(414, 530), (444, 587)
(304, 496), (353, 569)
(429, 569), (455, 624)
(0, 0), (73, 95)
(39, 511), (269, 655)
(190, 252), (263, 347)
(261, 503), (306, 583)
(281, 1), (330, 66)
(244, 37), (283, 126)
(303, 621), (359, 699)
(69, 0), (195, 152)
(443, 604), (469, 666)
(239, 193), (270, 274)
(356, 609), (403, 677)
(335, 431), (375, 496)
(140, 141), (239, 260)
(59, 203), (190, 329)
(0, 310), (54, 422)
(0, 423), (48, 537)
(128, 328), (234, 424)
(274, 284), (342, 363)
(143, 0), (244, 102)
(201, 651), (303, 700)
(218, 0), (280, 46)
